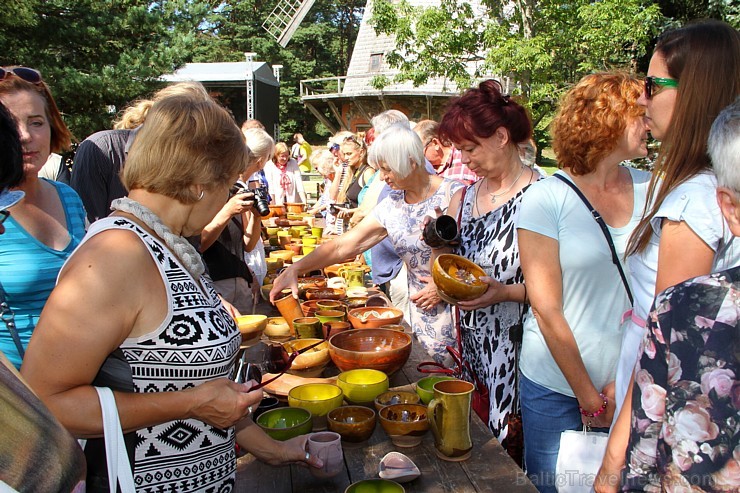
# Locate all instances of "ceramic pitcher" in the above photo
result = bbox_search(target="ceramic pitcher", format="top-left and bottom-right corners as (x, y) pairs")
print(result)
(338, 266), (365, 288)
(307, 431), (344, 478)
(428, 379), (474, 461)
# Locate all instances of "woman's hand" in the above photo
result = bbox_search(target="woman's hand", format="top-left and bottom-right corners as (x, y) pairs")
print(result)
(337, 207), (358, 219)
(594, 456), (623, 493)
(579, 390), (616, 429)
(270, 265), (300, 302)
(186, 378), (263, 429)
(457, 277), (511, 311)
(222, 191), (255, 218)
(410, 276), (443, 311)
(235, 423), (323, 469)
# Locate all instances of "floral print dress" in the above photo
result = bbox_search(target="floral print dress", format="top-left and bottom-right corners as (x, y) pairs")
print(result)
(622, 265), (739, 492)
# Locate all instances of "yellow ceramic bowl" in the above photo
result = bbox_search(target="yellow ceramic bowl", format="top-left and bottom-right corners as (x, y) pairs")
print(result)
(270, 249), (295, 263)
(431, 254), (487, 304)
(283, 338), (330, 377)
(337, 369), (390, 405)
(288, 384), (344, 430)
(264, 316), (291, 341)
(235, 315), (267, 346)
(260, 284), (273, 302)
(265, 257), (284, 273)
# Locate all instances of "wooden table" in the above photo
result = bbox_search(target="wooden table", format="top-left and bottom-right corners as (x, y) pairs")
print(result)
(234, 329), (536, 492)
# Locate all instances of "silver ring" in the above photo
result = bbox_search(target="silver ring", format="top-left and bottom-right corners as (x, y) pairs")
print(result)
(248, 405), (253, 414)
(305, 451), (310, 461)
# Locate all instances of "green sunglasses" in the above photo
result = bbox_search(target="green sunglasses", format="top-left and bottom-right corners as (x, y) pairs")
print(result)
(644, 76), (678, 99)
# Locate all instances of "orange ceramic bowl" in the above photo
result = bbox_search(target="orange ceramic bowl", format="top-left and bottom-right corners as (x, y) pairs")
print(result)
(328, 328), (412, 375)
(431, 254), (487, 304)
(347, 307), (404, 329)
(305, 287), (346, 301)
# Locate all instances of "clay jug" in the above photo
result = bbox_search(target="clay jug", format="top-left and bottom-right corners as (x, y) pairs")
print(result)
(307, 431), (344, 478)
(273, 290), (304, 336)
(428, 379), (474, 461)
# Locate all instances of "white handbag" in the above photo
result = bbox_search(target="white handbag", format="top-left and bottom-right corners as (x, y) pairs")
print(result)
(555, 429), (609, 493)
(94, 387), (136, 493)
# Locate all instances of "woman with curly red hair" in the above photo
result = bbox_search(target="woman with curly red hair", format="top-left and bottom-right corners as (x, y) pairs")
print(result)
(516, 72), (651, 492)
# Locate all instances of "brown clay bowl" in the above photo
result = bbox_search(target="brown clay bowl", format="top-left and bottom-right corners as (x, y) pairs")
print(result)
(347, 307), (404, 329)
(306, 287), (346, 301)
(264, 316), (291, 341)
(283, 338), (330, 377)
(345, 296), (369, 309)
(285, 202), (306, 214)
(235, 315), (267, 346)
(268, 204), (286, 218)
(327, 405), (377, 443)
(378, 403), (429, 448)
(374, 391), (421, 412)
(301, 299), (340, 317)
(297, 277), (327, 297)
(431, 254), (487, 304)
(328, 328), (412, 375)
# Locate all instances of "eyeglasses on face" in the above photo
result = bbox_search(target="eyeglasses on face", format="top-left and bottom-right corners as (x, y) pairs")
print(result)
(644, 76), (678, 100)
(0, 210), (9, 225)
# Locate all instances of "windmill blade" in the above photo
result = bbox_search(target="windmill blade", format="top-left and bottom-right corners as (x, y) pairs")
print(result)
(262, 0), (316, 47)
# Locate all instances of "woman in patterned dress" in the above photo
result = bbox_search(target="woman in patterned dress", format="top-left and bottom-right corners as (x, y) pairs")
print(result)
(271, 123), (463, 364)
(433, 80), (542, 451)
(22, 92), (320, 491)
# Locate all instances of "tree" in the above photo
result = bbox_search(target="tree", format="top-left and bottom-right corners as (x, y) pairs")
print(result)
(0, 0), (209, 140)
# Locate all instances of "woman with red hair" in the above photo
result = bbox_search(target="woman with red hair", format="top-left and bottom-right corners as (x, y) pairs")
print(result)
(516, 72), (651, 492)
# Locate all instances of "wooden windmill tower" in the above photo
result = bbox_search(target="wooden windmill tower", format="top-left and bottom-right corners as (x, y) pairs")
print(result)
(262, 0), (317, 47)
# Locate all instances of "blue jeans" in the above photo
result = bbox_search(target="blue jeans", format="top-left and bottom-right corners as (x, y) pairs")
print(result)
(520, 374), (583, 493)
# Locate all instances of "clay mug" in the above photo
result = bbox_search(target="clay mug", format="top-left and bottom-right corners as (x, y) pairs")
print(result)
(293, 317), (323, 339)
(307, 431), (344, 478)
(311, 226), (324, 238)
(422, 214), (459, 249)
(428, 379), (474, 461)
(339, 266), (365, 288)
(273, 290), (304, 336)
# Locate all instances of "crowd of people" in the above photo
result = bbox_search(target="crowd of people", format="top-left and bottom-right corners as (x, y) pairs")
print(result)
(0, 18), (737, 493)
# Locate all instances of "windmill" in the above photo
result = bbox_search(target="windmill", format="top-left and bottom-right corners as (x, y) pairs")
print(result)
(262, 0), (317, 47)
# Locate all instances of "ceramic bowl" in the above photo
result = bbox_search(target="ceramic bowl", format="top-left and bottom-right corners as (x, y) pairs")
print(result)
(288, 383), (344, 430)
(380, 324), (405, 332)
(285, 202), (306, 214)
(374, 391), (421, 412)
(316, 309), (346, 324)
(305, 287), (346, 300)
(256, 407), (313, 441)
(346, 296), (369, 309)
(378, 403), (429, 448)
(316, 300), (346, 312)
(327, 405), (377, 443)
(266, 226), (280, 236)
(269, 249), (295, 263)
(328, 328), (412, 375)
(253, 396), (281, 419)
(415, 375), (455, 404)
(322, 321), (351, 340)
(264, 317), (291, 341)
(337, 369), (389, 405)
(267, 204), (286, 218)
(287, 242), (303, 255)
(345, 479), (405, 493)
(283, 338), (330, 377)
(431, 254), (487, 304)
(378, 452), (420, 483)
(297, 277), (327, 297)
(265, 257), (284, 273)
(235, 315), (267, 346)
(301, 299), (330, 317)
(347, 307), (404, 330)
(260, 284), (274, 302)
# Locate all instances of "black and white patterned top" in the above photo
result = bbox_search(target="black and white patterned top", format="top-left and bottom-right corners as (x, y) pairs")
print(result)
(84, 217), (241, 492)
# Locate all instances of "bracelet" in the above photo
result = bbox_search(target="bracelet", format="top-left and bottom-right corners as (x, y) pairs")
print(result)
(579, 393), (608, 418)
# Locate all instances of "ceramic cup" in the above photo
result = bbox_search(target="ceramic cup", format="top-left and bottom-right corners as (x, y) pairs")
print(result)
(422, 214), (459, 249)
(307, 431), (344, 478)
(339, 266), (365, 288)
(428, 379), (474, 461)
(322, 321), (351, 340)
(273, 291), (304, 336)
(293, 317), (323, 339)
(311, 226), (324, 238)
(316, 300), (345, 312)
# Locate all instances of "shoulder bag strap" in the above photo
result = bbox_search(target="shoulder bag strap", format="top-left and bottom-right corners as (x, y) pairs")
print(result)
(553, 173), (633, 305)
(454, 185), (469, 352)
(0, 281), (25, 359)
(95, 387), (136, 493)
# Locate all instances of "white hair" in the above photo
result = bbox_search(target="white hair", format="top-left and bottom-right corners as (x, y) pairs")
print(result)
(371, 110), (410, 135)
(709, 98), (740, 191)
(310, 149), (335, 177)
(368, 123), (424, 179)
(243, 128), (275, 167)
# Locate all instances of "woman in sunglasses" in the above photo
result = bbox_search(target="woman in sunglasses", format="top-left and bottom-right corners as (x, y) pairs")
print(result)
(0, 67), (86, 370)
(21, 95), (320, 490)
(595, 20), (740, 492)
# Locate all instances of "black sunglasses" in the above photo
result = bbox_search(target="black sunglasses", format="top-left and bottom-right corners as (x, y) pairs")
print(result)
(644, 76), (678, 100)
(0, 210), (9, 225)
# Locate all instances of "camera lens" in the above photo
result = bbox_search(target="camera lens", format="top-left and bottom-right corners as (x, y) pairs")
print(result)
(253, 187), (271, 217)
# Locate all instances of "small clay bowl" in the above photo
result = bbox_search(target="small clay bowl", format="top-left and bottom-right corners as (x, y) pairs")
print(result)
(306, 287), (346, 300)
(327, 405), (377, 443)
(288, 383), (344, 431)
(374, 391), (421, 412)
(347, 307), (404, 329)
(345, 479), (405, 493)
(431, 253), (487, 304)
(378, 403), (429, 448)
(256, 407), (312, 441)
(264, 317), (291, 341)
(415, 376), (455, 405)
(283, 338), (330, 377)
(337, 369), (389, 405)
(235, 315), (267, 346)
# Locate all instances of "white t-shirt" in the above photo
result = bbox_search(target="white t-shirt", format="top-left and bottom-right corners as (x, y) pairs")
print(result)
(263, 159), (306, 205)
(518, 167), (651, 396)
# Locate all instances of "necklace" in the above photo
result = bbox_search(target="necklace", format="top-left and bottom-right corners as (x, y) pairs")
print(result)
(111, 197), (205, 280)
(485, 165), (526, 203)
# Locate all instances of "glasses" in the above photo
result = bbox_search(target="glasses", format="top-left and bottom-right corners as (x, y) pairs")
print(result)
(0, 67), (42, 84)
(234, 338), (327, 390)
(644, 76), (678, 99)
(0, 210), (8, 225)
(343, 135), (366, 149)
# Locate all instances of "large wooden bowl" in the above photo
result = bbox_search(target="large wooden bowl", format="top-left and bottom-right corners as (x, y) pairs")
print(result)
(328, 328), (412, 375)
(347, 307), (404, 329)
(283, 338), (330, 377)
(431, 254), (487, 304)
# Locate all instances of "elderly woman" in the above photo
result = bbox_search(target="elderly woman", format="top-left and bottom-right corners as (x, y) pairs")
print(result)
(263, 142), (306, 205)
(21, 95), (319, 490)
(0, 67), (86, 370)
(271, 124), (463, 363)
(432, 80), (543, 457)
(517, 73), (652, 493)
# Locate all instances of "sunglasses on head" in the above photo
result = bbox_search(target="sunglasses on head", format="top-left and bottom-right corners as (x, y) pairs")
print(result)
(234, 338), (327, 390)
(644, 76), (678, 100)
(0, 67), (42, 85)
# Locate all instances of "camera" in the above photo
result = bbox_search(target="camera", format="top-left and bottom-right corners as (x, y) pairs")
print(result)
(229, 180), (271, 217)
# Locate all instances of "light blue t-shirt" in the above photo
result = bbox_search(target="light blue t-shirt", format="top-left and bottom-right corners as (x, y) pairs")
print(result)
(517, 167), (651, 396)
(0, 180), (87, 369)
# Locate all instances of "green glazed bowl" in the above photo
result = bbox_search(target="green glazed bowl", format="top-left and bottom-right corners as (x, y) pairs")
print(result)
(256, 407), (313, 441)
(345, 479), (405, 493)
(414, 375), (455, 404)
(337, 369), (389, 405)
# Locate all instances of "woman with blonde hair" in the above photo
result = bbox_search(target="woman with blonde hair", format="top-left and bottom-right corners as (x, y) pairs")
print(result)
(22, 95), (320, 489)
(517, 72), (651, 492)
(263, 141), (306, 204)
